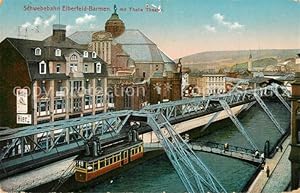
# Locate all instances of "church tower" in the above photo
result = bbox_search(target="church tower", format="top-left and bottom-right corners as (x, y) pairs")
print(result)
(91, 5), (126, 72)
(248, 52), (253, 72)
(289, 72), (300, 190)
(105, 5), (125, 38)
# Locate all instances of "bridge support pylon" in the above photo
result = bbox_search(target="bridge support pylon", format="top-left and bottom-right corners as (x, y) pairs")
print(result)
(271, 86), (291, 112)
(147, 113), (227, 193)
(218, 100), (258, 150)
(201, 111), (221, 131)
(253, 93), (285, 134)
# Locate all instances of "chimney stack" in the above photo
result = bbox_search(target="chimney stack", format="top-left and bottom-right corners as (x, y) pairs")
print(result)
(52, 24), (66, 42)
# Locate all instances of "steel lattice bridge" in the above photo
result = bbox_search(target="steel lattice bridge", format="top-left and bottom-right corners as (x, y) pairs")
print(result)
(0, 83), (291, 193)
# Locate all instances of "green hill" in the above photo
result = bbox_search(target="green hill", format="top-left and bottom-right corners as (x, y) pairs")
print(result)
(231, 58), (278, 71)
(178, 49), (300, 72)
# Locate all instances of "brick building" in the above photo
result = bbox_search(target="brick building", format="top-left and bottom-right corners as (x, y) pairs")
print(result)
(150, 72), (181, 104)
(68, 6), (181, 107)
(0, 25), (108, 128)
(188, 73), (226, 96)
(289, 71), (300, 190)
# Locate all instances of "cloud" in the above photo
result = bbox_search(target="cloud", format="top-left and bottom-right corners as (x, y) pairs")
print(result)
(213, 13), (225, 23)
(21, 22), (31, 29)
(230, 22), (243, 30)
(293, 0), (300, 2)
(213, 13), (244, 30)
(43, 15), (56, 26)
(21, 15), (56, 29)
(75, 14), (96, 25)
(33, 17), (43, 26)
(204, 25), (216, 33)
(90, 23), (97, 29)
(66, 25), (74, 32)
(64, 16), (97, 35)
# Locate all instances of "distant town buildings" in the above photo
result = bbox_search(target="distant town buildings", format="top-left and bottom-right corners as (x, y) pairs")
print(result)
(187, 73), (226, 96)
(296, 54), (300, 67)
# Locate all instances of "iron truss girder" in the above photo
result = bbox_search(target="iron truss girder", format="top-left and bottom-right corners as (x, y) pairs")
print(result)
(0, 84), (289, 162)
(0, 110), (132, 161)
(146, 113), (227, 193)
(141, 84), (290, 126)
(218, 100), (258, 150)
(253, 93), (285, 134)
(270, 84), (291, 112)
(0, 83), (290, 191)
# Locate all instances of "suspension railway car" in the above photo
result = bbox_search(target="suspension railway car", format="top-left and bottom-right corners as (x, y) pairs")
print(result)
(74, 141), (144, 182)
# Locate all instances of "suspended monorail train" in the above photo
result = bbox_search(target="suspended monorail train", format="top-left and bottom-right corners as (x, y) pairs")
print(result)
(74, 132), (143, 182)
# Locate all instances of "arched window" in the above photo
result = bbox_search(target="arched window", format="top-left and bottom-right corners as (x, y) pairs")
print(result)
(70, 54), (78, 61)
(56, 64), (61, 73)
(55, 49), (61, 57)
(35, 47), (41, 56)
(96, 62), (102, 73)
(83, 51), (88, 58)
(39, 61), (46, 74)
(92, 52), (97, 59)
(84, 64), (88, 73)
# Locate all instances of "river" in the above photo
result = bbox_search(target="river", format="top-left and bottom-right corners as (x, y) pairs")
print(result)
(80, 101), (290, 192)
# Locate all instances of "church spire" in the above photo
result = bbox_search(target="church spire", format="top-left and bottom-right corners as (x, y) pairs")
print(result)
(248, 51), (253, 72)
(114, 4), (117, 14)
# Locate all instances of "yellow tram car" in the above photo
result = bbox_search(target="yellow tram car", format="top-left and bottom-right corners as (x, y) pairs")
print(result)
(74, 141), (144, 182)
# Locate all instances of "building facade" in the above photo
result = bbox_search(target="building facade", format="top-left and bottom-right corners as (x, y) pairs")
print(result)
(188, 74), (226, 96)
(68, 7), (181, 108)
(0, 25), (108, 128)
(149, 72), (181, 104)
(289, 72), (300, 190)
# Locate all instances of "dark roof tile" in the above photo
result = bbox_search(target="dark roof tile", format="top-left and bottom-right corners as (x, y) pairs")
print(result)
(5, 36), (108, 81)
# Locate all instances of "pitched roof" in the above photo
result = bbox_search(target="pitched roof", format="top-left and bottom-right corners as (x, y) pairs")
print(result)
(5, 37), (108, 80)
(68, 29), (156, 46)
(27, 61), (69, 80)
(43, 36), (84, 49)
(68, 31), (95, 45)
(113, 29), (154, 45)
(6, 38), (44, 62)
(159, 50), (175, 64)
(121, 44), (163, 63)
(68, 29), (175, 65)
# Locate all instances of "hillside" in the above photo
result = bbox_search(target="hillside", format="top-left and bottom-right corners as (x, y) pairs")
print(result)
(178, 49), (300, 72)
(231, 58), (278, 71)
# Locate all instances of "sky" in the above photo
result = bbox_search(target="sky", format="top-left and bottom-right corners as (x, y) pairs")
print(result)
(0, 0), (299, 59)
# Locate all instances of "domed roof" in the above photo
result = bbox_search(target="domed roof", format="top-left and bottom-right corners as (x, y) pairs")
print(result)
(105, 5), (125, 37)
(107, 12), (122, 21)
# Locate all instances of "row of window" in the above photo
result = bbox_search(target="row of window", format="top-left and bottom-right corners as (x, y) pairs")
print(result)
(207, 83), (225, 87)
(70, 63), (102, 73)
(37, 96), (107, 115)
(38, 80), (104, 96)
(76, 152), (124, 172)
(131, 145), (143, 155)
(76, 145), (143, 172)
(34, 48), (97, 59)
(207, 77), (225, 82)
(208, 89), (225, 94)
(39, 61), (102, 74)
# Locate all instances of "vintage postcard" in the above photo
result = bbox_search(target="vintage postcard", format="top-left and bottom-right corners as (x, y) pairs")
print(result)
(0, 0), (299, 192)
